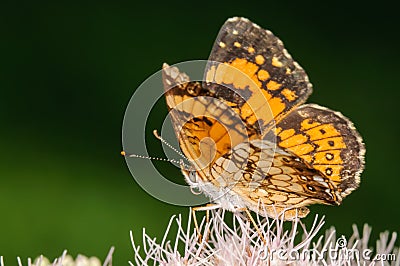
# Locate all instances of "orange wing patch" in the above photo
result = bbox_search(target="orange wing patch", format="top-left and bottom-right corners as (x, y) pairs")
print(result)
(206, 60), (275, 136)
(273, 104), (365, 196)
(162, 64), (252, 181)
(206, 17), (313, 133)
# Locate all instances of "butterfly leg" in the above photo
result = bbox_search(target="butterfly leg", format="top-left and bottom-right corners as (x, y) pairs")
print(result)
(237, 208), (266, 244)
(192, 204), (220, 243)
(240, 208), (272, 266)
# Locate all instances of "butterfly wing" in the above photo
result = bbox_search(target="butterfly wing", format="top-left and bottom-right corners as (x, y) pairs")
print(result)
(271, 104), (365, 197)
(217, 104), (365, 215)
(205, 17), (313, 135)
(212, 139), (342, 218)
(162, 64), (253, 180)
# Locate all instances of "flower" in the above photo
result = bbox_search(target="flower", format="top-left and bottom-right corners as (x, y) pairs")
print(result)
(130, 209), (399, 265)
(0, 248), (114, 266)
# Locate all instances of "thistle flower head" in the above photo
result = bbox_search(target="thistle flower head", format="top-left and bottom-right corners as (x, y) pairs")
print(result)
(0, 248), (114, 266)
(130, 209), (399, 265)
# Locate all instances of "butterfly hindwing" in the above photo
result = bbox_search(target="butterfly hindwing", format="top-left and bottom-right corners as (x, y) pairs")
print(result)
(211, 139), (341, 219)
(272, 104), (365, 197)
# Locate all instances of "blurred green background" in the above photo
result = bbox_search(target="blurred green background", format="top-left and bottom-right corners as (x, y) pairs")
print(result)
(1, 0), (399, 264)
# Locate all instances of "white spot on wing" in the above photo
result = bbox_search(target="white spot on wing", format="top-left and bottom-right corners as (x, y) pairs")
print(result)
(228, 17), (239, 22)
(313, 176), (324, 182)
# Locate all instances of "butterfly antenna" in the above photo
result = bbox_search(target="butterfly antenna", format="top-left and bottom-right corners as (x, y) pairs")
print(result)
(120, 150), (189, 167)
(153, 129), (189, 161)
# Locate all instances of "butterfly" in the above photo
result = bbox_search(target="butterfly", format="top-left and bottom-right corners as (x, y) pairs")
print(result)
(162, 17), (365, 220)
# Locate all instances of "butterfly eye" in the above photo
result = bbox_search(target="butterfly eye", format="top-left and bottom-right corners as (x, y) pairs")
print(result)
(188, 171), (197, 183)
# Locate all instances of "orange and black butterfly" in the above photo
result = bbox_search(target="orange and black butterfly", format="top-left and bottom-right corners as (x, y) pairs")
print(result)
(162, 17), (365, 220)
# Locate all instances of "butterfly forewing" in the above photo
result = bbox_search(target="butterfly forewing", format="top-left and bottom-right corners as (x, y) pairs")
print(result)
(204, 17), (313, 135)
(162, 65), (253, 179)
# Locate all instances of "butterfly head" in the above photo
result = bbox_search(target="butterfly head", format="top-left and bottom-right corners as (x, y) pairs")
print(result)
(179, 160), (198, 185)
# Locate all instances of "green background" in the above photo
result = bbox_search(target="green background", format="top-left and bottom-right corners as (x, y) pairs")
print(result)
(1, 0), (399, 264)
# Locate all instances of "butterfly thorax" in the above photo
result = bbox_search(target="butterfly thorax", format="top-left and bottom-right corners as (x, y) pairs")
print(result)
(181, 166), (251, 213)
